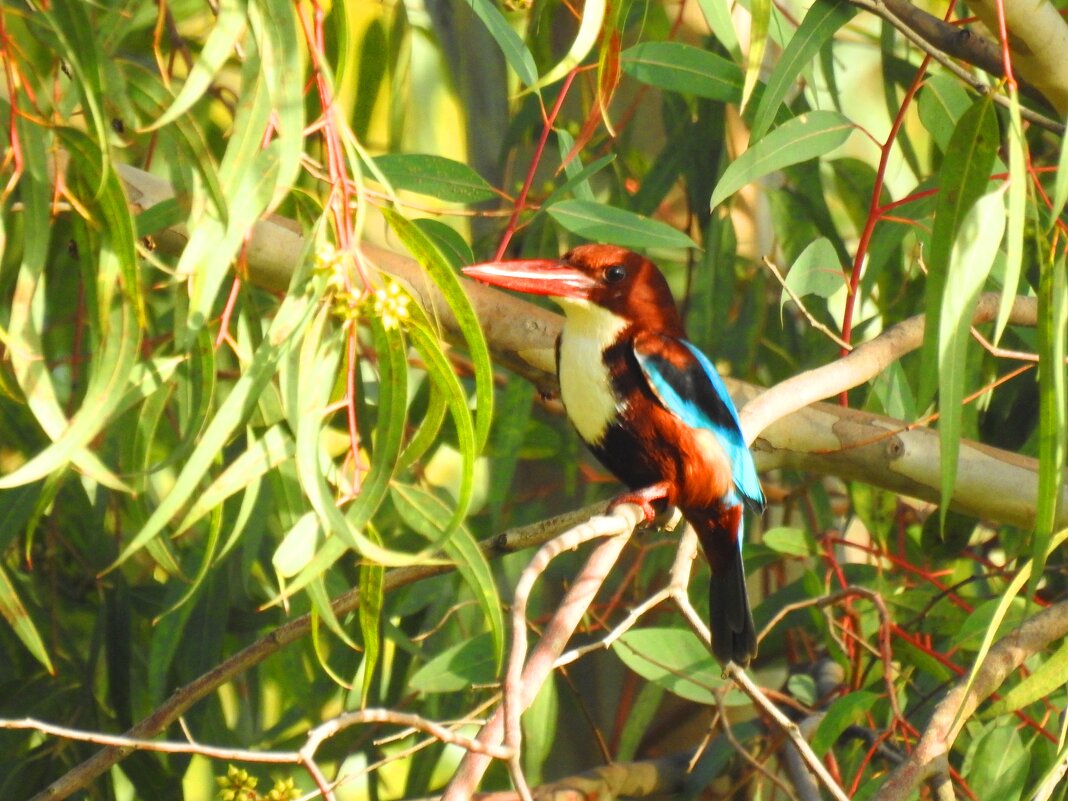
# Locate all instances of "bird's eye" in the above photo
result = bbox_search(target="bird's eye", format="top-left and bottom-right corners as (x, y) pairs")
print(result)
(603, 265), (627, 284)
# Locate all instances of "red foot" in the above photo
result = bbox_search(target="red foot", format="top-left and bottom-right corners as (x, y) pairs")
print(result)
(609, 482), (671, 523)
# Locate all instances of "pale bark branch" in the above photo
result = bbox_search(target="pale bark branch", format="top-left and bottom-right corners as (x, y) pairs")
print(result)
(966, 0), (1068, 116)
(118, 159), (1068, 529)
(872, 599), (1068, 801)
(444, 506), (641, 800)
(845, 0), (1064, 132)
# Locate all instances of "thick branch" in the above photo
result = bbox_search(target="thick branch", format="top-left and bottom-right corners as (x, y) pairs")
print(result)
(845, 0), (1064, 133)
(967, 0), (1068, 117)
(117, 161), (1068, 530)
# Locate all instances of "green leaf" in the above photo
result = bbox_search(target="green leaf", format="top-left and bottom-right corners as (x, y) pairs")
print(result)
(111, 271), (322, 567)
(615, 682), (664, 762)
(249, 0), (305, 210)
(143, 0), (247, 131)
(696, 0), (741, 60)
(750, 0), (857, 141)
(620, 42), (742, 102)
(613, 628), (746, 705)
(273, 512), (320, 579)
(0, 564), (54, 673)
(742, 0), (771, 110)
(811, 691), (878, 756)
(546, 199), (697, 250)
(522, 675), (559, 784)
(964, 722), (1029, 801)
(937, 187), (1006, 527)
(995, 88), (1026, 345)
(409, 632), (497, 693)
(762, 527), (816, 556)
(372, 154), (497, 204)
(124, 66), (228, 224)
(42, 0), (109, 152)
(917, 74), (972, 152)
(1051, 113), (1068, 225)
(463, 0), (538, 87)
(383, 209), (494, 453)
(532, 0), (604, 90)
(780, 237), (845, 317)
(920, 95), (1000, 408)
(1033, 248), (1067, 587)
(359, 526), (386, 703)
(710, 110), (853, 210)
(175, 425), (295, 537)
(391, 483), (504, 668)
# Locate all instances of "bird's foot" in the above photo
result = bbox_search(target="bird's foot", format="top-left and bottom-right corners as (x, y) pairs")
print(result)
(609, 482), (671, 524)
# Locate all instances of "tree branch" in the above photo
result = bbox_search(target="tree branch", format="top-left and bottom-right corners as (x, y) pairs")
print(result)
(872, 599), (1068, 801)
(117, 160), (1068, 531)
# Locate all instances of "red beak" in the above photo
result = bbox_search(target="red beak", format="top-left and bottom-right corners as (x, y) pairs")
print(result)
(462, 259), (596, 300)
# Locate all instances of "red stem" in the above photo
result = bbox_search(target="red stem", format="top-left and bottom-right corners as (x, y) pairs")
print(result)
(495, 70), (580, 259)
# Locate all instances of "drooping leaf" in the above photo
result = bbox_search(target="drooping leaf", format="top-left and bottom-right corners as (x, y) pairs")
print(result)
(0, 565), (54, 673)
(937, 186), (1006, 528)
(749, 0), (857, 141)
(383, 209), (494, 453)
(920, 94), (1000, 408)
(463, 0), (538, 87)
(533, 0), (605, 89)
(547, 199), (697, 250)
(741, 0), (771, 110)
(372, 154), (497, 204)
(1033, 247), (1067, 589)
(710, 110), (854, 210)
(620, 42), (742, 102)
(143, 0), (248, 131)
(811, 691), (878, 756)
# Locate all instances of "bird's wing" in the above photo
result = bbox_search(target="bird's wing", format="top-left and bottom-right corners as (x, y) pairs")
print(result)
(632, 332), (765, 512)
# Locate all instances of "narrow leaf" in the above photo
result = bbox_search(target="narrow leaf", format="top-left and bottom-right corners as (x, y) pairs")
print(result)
(383, 209), (494, 452)
(620, 42), (742, 102)
(937, 186), (1006, 527)
(0, 565), (54, 673)
(811, 691), (878, 756)
(710, 110), (853, 210)
(920, 95), (1000, 407)
(372, 154), (497, 204)
(143, 0), (247, 130)
(750, 0), (856, 141)
(534, 0), (605, 89)
(463, 0), (538, 87)
(547, 199), (697, 250)
(988, 637), (1068, 715)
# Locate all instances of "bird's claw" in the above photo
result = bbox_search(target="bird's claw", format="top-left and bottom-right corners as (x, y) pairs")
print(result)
(608, 483), (671, 524)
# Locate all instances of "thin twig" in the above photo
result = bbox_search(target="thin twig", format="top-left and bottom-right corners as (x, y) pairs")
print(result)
(763, 256), (852, 351)
(716, 688), (804, 801)
(726, 665), (852, 801)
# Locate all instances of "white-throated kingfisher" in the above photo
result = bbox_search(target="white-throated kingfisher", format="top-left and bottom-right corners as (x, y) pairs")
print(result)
(464, 244), (765, 667)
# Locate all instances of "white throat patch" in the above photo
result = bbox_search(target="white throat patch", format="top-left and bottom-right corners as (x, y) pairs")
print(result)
(555, 299), (629, 445)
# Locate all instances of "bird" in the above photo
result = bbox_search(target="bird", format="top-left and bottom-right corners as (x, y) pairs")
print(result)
(463, 243), (765, 667)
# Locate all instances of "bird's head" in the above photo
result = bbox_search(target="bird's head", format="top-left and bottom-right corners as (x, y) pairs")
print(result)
(463, 244), (684, 333)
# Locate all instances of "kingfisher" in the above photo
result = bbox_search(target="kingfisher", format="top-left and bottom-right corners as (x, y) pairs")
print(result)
(463, 244), (765, 667)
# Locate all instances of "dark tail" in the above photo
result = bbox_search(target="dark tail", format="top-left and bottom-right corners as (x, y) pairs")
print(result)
(689, 506), (757, 667)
